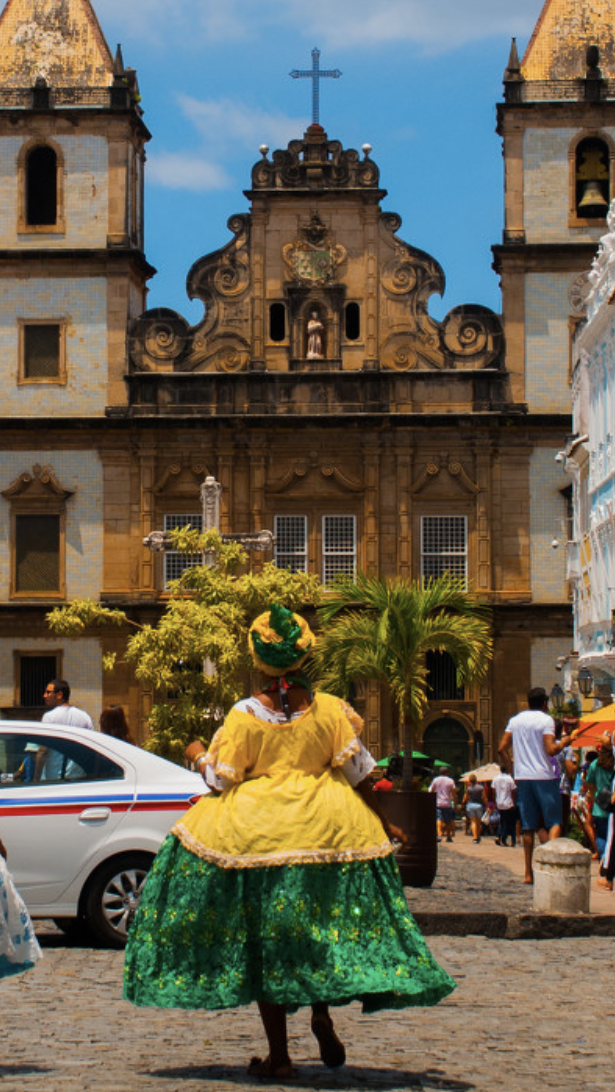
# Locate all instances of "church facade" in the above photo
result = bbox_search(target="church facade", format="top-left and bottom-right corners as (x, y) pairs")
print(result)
(0, 0), (609, 766)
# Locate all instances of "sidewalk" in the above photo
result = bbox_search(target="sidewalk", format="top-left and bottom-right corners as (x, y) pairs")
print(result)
(404, 830), (615, 938)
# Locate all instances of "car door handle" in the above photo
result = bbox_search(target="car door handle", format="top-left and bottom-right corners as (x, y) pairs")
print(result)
(79, 807), (112, 823)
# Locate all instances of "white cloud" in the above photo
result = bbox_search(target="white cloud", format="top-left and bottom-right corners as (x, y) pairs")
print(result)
(276, 0), (540, 51)
(146, 98), (305, 191)
(95, 0), (540, 53)
(146, 152), (232, 191)
(177, 95), (306, 152)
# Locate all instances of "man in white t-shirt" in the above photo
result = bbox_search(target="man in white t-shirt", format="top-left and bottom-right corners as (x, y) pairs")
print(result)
(428, 770), (457, 842)
(491, 765), (517, 847)
(498, 687), (578, 884)
(36, 679), (94, 780)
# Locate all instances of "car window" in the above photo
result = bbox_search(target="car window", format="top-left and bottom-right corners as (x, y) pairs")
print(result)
(0, 733), (125, 786)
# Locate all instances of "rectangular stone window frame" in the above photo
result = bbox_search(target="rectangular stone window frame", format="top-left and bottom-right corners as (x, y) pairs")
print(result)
(18, 318), (67, 386)
(322, 514), (357, 584)
(9, 499), (66, 600)
(419, 513), (469, 588)
(13, 649), (62, 710)
(273, 512), (359, 583)
(162, 512), (203, 591)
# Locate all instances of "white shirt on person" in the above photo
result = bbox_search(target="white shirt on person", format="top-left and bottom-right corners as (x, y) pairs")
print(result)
(42, 704), (94, 731)
(429, 775), (456, 807)
(506, 709), (555, 781)
(492, 771), (516, 809)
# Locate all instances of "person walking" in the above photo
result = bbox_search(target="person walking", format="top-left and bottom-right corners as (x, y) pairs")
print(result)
(462, 774), (486, 843)
(124, 605), (455, 1078)
(498, 686), (578, 884)
(429, 767), (457, 842)
(491, 765), (518, 847)
(585, 733), (615, 861)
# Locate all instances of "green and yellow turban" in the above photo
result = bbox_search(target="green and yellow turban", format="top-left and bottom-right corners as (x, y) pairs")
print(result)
(249, 604), (315, 676)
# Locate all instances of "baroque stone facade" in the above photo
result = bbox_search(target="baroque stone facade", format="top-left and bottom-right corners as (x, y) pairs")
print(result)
(0, 0), (607, 765)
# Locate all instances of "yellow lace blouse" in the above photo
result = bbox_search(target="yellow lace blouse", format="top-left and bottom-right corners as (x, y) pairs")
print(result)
(172, 692), (393, 869)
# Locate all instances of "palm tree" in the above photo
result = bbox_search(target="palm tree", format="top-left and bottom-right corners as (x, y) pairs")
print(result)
(314, 572), (492, 789)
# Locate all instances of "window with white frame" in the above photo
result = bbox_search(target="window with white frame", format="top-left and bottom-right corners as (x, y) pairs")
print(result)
(163, 514), (203, 588)
(421, 515), (467, 585)
(322, 515), (356, 584)
(274, 515), (308, 573)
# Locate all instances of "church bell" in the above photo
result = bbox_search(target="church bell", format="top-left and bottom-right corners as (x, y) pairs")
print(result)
(578, 180), (609, 214)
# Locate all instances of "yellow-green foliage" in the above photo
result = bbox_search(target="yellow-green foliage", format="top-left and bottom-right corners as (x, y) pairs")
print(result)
(47, 531), (322, 763)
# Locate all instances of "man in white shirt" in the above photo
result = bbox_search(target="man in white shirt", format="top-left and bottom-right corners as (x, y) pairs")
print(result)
(41, 678), (94, 730)
(428, 769), (457, 843)
(36, 679), (94, 781)
(498, 687), (577, 884)
(491, 765), (517, 847)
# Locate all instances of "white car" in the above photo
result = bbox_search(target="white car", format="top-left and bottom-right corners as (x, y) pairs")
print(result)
(0, 720), (205, 946)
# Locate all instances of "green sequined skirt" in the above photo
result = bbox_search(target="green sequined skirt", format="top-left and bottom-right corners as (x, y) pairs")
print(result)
(123, 834), (455, 1012)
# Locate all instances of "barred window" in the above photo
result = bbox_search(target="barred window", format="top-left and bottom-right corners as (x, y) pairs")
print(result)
(426, 650), (465, 701)
(163, 514), (203, 588)
(322, 515), (356, 584)
(274, 515), (307, 573)
(15, 514), (60, 593)
(421, 515), (467, 585)
(18, 653), (59, 708)
(23, 323), (61, 379)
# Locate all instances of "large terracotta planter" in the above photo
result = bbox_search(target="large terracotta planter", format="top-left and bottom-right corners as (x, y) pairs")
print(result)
(377, 789), (437, 888)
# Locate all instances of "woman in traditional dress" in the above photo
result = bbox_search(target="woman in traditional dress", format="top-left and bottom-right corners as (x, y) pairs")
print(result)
(124, 605), (455, 1078)
(0, 837), (42, 979)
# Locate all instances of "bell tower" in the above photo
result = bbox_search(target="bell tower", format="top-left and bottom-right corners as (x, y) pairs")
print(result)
(494, 0), (615, 413)
(0, 0), (152, 414)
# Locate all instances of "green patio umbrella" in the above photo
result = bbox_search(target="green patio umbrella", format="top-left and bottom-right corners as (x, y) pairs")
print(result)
(376, 750), (429, 767)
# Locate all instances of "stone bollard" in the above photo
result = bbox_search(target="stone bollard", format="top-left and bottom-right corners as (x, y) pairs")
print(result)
(533, 838), (591, 913)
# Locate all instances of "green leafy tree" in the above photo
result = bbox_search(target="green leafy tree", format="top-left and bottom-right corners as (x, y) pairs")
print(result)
(313, 572), (492, 788)
(47, 530), (321, 763)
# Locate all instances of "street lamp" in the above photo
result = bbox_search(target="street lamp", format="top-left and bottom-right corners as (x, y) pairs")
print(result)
(549, 683), (565, 710)
(578, 667), (594, 697)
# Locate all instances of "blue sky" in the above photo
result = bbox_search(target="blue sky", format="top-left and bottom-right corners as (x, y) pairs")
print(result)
(95, 0), (543, 325)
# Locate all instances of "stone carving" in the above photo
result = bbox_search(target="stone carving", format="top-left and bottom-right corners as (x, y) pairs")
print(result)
(283, 211), (346, 286)
(440, 305), (503, 369)
(252, 128), (381, 192)
(2, 463), (73, 501)
(307, 312), (325, 359)
(411, 456), (480, 496)
(128, 215), (251, 374)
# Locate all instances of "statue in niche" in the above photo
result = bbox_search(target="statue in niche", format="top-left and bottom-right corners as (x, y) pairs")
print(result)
(307, 311), (325, 359)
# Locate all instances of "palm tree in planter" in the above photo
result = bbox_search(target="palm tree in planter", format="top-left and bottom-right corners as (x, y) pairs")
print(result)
(313, 572), (492, 884)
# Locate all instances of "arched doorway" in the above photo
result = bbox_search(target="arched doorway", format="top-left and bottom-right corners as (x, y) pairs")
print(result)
(422, 718), (471, 780)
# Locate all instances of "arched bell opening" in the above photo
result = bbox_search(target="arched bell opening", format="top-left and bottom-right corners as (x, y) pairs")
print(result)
(575, 136), (610, 219)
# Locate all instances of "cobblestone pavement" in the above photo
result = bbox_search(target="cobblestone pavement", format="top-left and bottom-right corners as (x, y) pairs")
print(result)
(2, 927), (613, 1092)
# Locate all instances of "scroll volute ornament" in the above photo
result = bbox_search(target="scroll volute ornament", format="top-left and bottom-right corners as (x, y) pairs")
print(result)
(440, 305), (504, 370)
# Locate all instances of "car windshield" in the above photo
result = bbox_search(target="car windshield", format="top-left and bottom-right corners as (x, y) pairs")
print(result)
(0, 733), (124, 786)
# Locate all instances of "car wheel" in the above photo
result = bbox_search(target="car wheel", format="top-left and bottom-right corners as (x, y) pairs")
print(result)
(83, 852), (153, 948)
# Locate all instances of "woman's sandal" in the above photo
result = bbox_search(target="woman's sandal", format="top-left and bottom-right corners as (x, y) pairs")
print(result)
(247, 1056), (297, 1080)
(597, 876), (613, 891)
(311, 1014), (346, 1068)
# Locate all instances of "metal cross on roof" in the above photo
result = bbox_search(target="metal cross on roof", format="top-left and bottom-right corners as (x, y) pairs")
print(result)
(290, 47), (342, 126)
